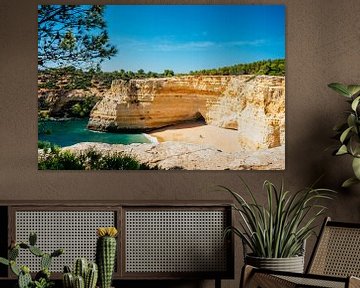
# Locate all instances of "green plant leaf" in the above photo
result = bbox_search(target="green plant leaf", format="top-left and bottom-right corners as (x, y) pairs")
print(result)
(0, 257), (9, 266)
(347, 135), (360, 156)
(336, 145), (348, 155)
(342, 177), (360, 188)
(347, 114), (356, 128)
(351, 96), (360, 111)
(340, 126), (353, 143)
(347, 85), (360, 97)
(352, 157), (360, 179)
(328, 83), (352, 97)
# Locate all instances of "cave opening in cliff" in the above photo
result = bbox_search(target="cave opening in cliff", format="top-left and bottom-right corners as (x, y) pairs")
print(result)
(194, 112), (206, 124)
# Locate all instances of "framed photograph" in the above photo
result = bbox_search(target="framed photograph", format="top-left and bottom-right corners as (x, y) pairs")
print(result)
(38, 4), (285, 170)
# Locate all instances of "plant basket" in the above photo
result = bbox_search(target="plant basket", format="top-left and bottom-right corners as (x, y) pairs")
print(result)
(243, 239), (305, 273)
(245, 254), (305, 273)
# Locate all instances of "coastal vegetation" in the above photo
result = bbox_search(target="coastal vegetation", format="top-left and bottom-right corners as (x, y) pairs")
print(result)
(38, 59), (285, 92)
(38, 141), (153, 170)
(189, 59), (285, 76)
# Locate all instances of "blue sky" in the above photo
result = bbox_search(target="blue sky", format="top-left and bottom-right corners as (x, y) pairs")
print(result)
(101, 5), (285, 73)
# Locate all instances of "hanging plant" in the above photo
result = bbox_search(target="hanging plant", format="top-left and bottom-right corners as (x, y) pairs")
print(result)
(329, 83), (360, 187)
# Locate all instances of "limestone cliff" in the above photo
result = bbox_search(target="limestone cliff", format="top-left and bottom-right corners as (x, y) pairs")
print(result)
(38, 73), (109, 117)
(88, 75), (285, 149)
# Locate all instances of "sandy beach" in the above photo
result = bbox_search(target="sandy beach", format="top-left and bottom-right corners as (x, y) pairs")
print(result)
(149, 122), (244, 153)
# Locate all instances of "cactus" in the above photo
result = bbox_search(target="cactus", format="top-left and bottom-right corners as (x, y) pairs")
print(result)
(18, 270), (32, 288)
(64, 265), (72, 273)
(41, 253), (52, 270)
(0, 232), (63, 288)
(0, 257), (9, 266)
(29, 232), (37, 246)
(96, 227), (118, 288)
(9, 246), (19, 260)
(85, 263), (98, 288)
(29, 245), (44, 257)
(74, 275), (85, 288)
(63, 272), (74, 288)
(10, 260), (20, 276)
(51, 248), (64, 257)
(74, 258), (88, 279)
(63, 259), (98, 288)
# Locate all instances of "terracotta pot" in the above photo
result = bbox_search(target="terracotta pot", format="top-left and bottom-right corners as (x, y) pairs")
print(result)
(245, 254), (305, 273)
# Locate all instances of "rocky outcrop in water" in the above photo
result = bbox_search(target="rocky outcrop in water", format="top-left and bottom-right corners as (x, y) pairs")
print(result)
(62, 142), (285, 170)
(88, 75), (285, 149)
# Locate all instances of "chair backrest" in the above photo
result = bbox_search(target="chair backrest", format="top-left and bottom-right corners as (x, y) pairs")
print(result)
(307, 217), (360, 277)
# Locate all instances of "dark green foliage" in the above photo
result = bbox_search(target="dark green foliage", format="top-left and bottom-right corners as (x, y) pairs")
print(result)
(70, 97), (98, 118)
(91, 152), (143, 170)
(38, 5), (117, 68)
(38, 141), (55, 150)
(38, 150), (84, 170)
(38, 145), (154, 170)
(38, 66), (177, 93)
(32, 277), (54, 288)
(189, 59), (285, 76)
(35, 268), (51, 282)
(328, 83), (360, 187)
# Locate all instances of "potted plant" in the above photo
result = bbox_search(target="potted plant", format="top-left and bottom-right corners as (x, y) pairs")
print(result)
(328, 83), (360, 187)
(221, 179), (334, 273)
(0, 232), (63, 288)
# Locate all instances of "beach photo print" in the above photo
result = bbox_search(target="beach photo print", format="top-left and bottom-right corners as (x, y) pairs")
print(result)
(38, 5), (285, 170)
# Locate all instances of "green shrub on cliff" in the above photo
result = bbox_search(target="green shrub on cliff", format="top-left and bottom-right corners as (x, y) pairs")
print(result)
(189, 59), (285, 76)
(70, 97), (98, 118)
(38, 144), (153, 170)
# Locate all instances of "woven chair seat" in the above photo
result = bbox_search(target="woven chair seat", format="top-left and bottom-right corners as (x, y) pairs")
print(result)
(241, 218), (360, 288)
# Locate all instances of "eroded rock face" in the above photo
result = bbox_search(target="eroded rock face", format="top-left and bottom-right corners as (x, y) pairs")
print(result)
(88, 75), (285, 149)
(61, 142), (285, 170)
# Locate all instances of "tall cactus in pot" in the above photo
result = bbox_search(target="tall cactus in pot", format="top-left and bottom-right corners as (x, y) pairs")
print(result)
(96, 227), (118, 288)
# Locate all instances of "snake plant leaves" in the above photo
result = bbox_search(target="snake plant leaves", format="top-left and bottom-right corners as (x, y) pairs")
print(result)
(222, 180), (335, 258)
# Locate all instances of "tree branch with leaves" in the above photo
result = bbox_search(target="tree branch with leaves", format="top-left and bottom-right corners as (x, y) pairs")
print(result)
(38, 5), (117, 69)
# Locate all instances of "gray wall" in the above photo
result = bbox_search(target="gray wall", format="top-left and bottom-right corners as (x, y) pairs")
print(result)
(1, 0), (360, 287)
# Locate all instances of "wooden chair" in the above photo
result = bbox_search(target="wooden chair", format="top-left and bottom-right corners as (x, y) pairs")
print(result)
(241, 217), (360, 288)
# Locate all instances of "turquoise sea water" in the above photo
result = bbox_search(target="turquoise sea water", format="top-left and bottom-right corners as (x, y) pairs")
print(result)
(38, 119), (151, 147)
